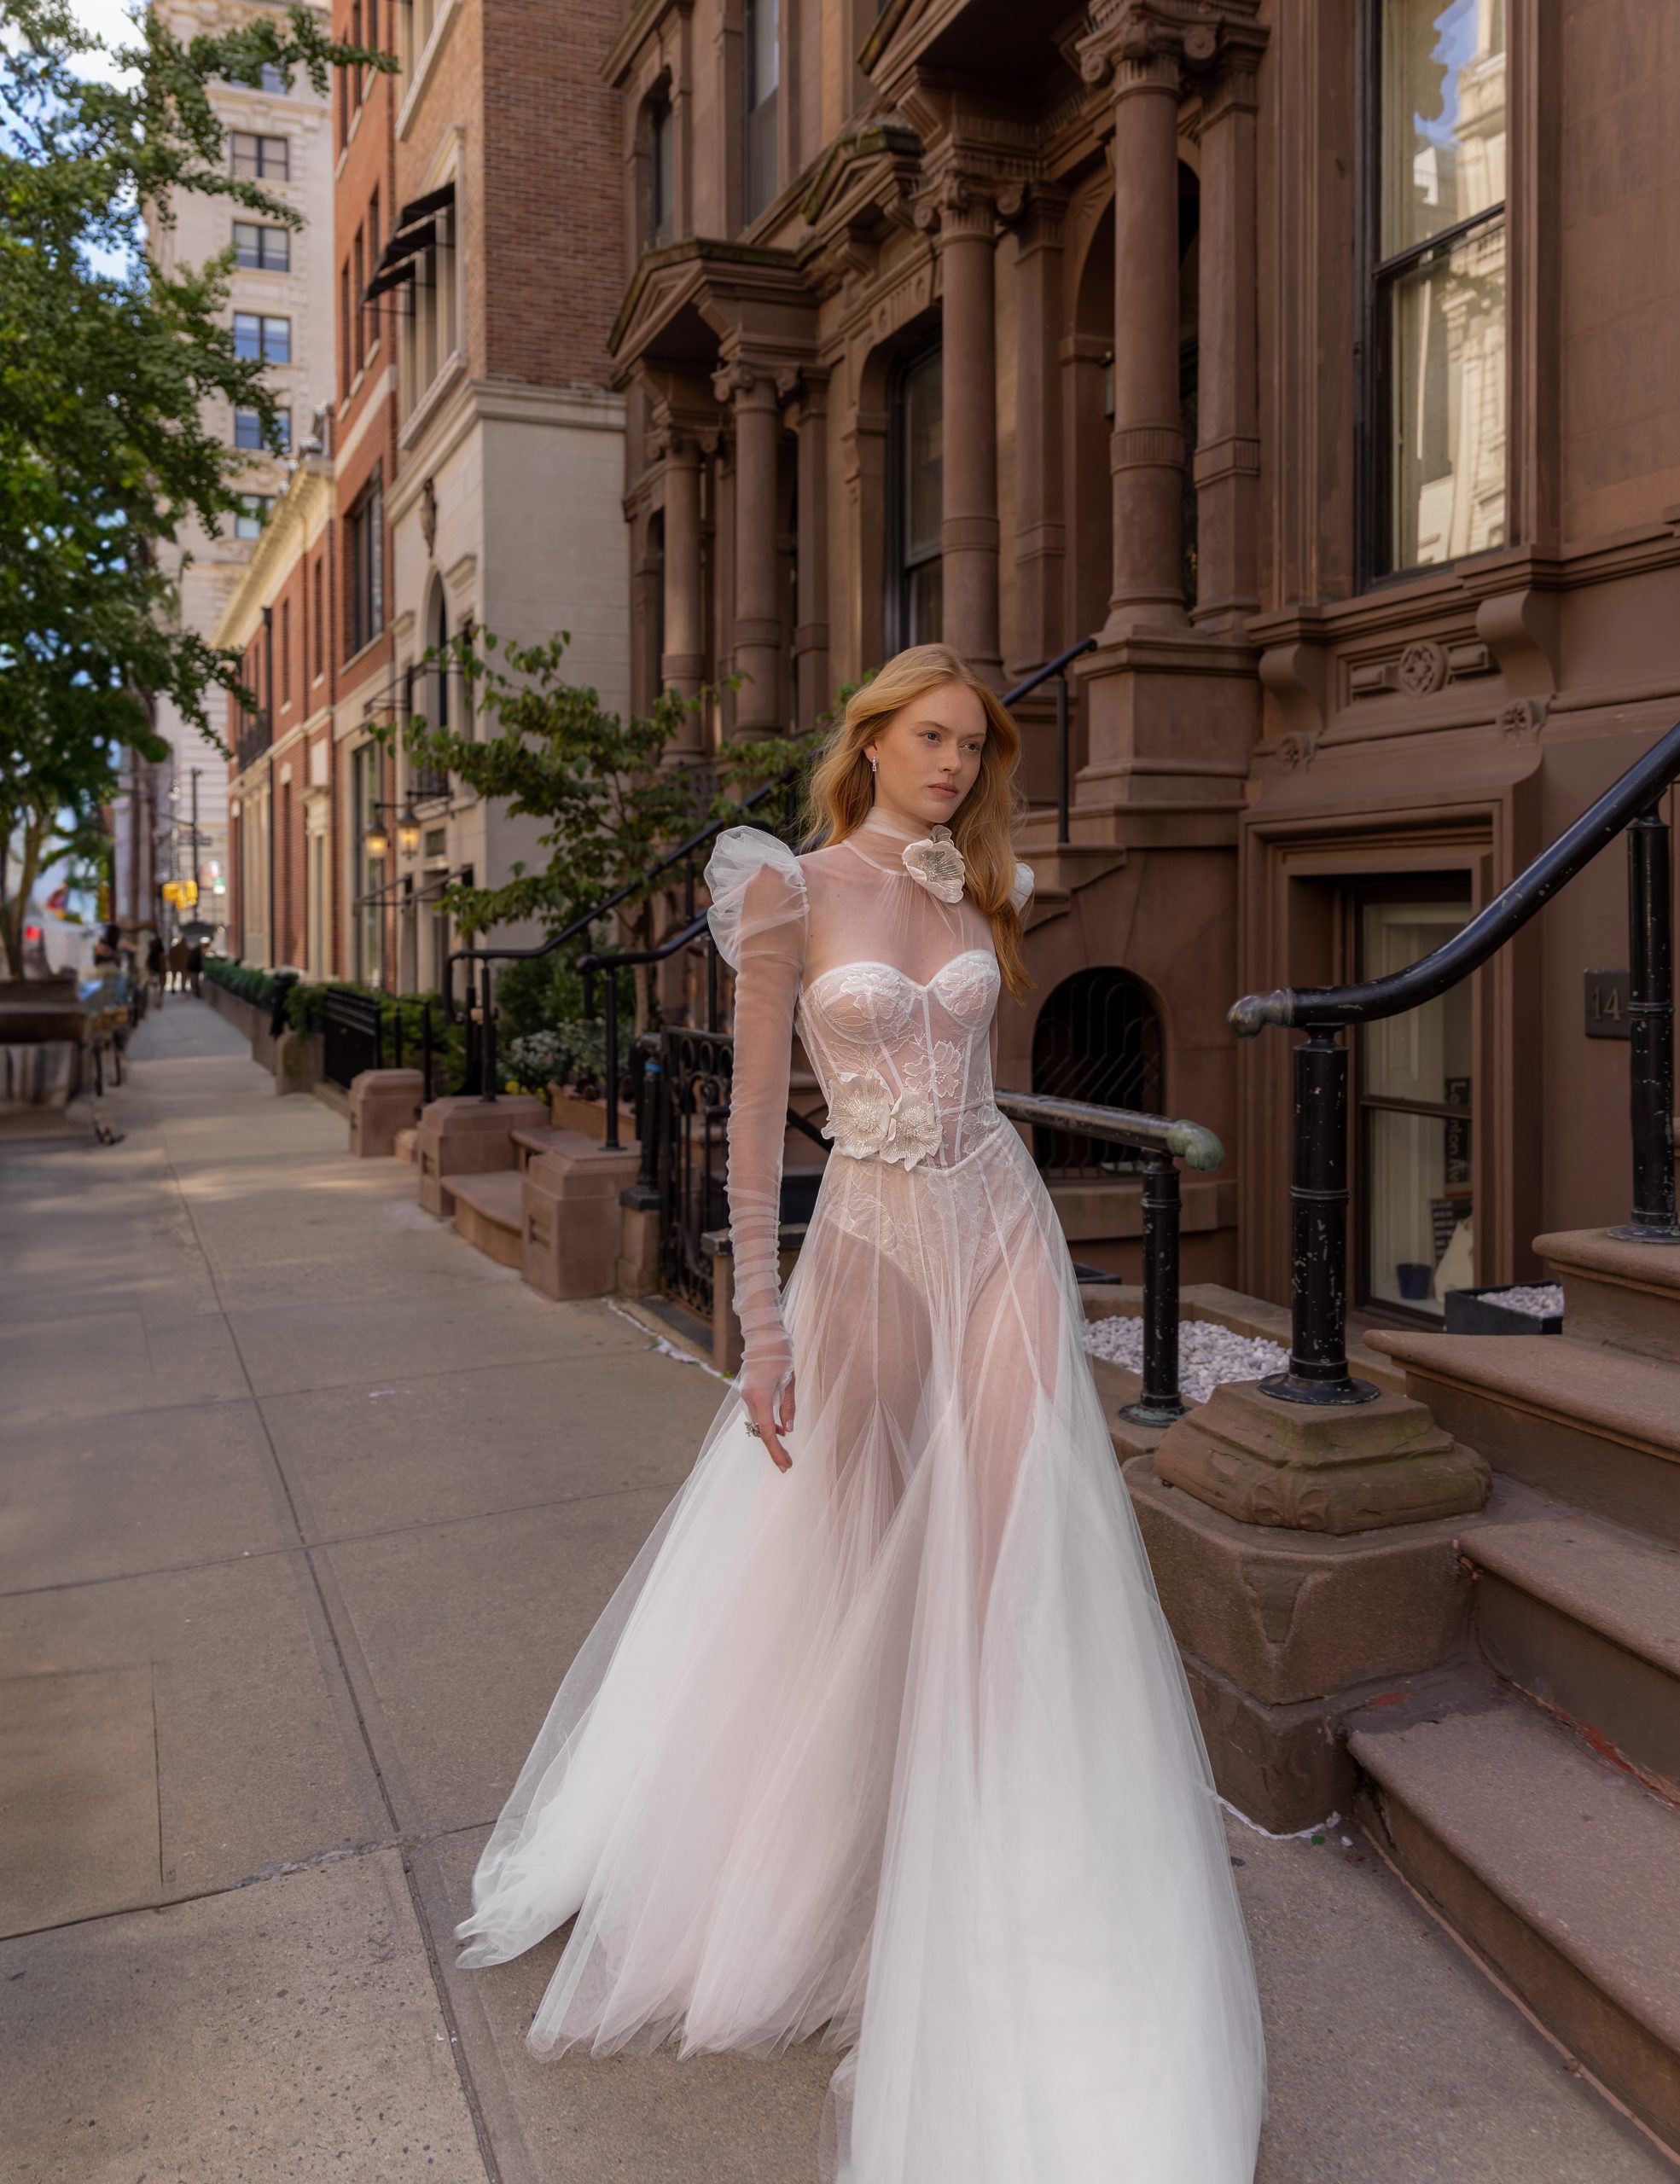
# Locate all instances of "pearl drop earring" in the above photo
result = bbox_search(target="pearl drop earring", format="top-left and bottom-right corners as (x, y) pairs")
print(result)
(868, 754), (878, 775)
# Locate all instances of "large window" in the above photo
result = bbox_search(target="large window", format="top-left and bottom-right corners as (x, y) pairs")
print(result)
(352, 743), (381, 984)
(742, 0), (777, 224)
(235, 493), (274, 539)
(648, 93), (674, 249)
(233, 221), (290, 270)
(230, 131), (288, 180)
(347, 471), (385, 656)
(1364, 0), (1508, 577)
(233, 406), (288, 451)
(234, 311), (291, 363)
(1355, 882), (1474, 1316)
(888, 347), (942, 649)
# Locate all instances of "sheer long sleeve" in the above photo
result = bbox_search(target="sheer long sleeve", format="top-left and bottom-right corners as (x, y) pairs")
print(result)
(705, 829), (809, 1412)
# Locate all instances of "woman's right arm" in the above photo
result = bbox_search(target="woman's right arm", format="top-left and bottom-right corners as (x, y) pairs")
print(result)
(723, 858), (806, 1468)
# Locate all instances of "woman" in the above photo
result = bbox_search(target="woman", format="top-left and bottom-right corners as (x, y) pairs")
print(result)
(457, 645), (1264, 2182)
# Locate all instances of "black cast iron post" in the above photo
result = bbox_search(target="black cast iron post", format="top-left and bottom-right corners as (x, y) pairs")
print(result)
(1260, 1029), (1380, 1406)
(1119, 1152), (1186, 1426)
(478, 962), (498, 1103)
(1055, 670), (1072, 850)
(1613, 799), (1680, 1242)
(602, 972), (622, 1150)
(421, 998), (434, 1105)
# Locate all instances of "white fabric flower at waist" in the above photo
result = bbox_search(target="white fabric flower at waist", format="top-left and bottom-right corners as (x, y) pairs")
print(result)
(823, 1069), (945, 1170)
(901, 826), (966, 904)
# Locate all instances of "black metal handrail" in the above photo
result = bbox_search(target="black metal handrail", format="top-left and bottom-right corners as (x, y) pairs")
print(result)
(994, 1089), (1224, 1426)
(1231, 718), (1680, 1408)
(1005, 636), (1098, 845)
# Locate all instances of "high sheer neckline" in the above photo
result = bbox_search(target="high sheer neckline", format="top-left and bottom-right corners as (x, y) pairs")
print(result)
(857, 806), (937, 845)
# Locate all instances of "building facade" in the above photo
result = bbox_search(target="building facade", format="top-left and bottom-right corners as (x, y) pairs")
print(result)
(603, 0), (1680, 1323)
(122, 0), (335, 945)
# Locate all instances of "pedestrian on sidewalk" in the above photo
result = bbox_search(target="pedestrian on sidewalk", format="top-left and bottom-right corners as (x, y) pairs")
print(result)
(456, 644), (1264, 2184)
(185, 938), (203, 996)
(145, 931), (166, 1005)
(166, 934), (188, 992)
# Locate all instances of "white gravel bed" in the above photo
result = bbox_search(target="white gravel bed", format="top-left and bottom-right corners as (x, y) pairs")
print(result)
(1474, 1282), (1564, 1318)
(1082, 1315), (1289, 1405)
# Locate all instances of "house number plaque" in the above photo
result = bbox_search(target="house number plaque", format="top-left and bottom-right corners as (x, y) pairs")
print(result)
(1584, 969), (1632, 1038)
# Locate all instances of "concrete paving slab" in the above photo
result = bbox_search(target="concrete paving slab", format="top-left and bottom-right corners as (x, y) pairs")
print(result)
(1, 1304), (248, 1427)
(0, 1551), (387, 1927)
(0, 1847), (490, 2183)
(416, 1826), (834, 2184)
(0, 1664), (161, 1932)
(0, 1397), (298, 1593)
(315, 1490), (677, 1835)
(227, 1283), (631, 1398)
(267, 1344), (718, 1541)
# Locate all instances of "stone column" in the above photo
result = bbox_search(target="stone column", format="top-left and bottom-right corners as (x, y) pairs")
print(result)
(657, 425), (705, 706)
(1102, 38), (1189, 636)
(714, 356), (783, 737)
(1193, 52), (1262, 633)
(781, 365), (830, 731)
(921, 175), (1002, 677)
(1004, 184), (1068, 671)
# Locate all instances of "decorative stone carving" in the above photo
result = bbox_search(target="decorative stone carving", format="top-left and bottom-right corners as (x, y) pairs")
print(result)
(1276, 731), (1317, 772)
(1498, 696), (1549, 742)
(1398, 639), (1448, 696)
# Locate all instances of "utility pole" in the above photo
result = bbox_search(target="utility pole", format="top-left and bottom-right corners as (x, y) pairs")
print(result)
(263, 606), (276, 967)
(189, 768), (201, 921)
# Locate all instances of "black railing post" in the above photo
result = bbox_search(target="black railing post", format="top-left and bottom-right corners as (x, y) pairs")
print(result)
(421, 998), (434, 1105)
(392, 1002), (404, 1072)
(1260, 1030), (1380, 1407)
(602, 973), (621, 1150)
(1120, 1153), (1185, 1426)
(374, 996), (384, 1072)
(625, 1051), (662, 1208)
(1055, 670), (1071, 849)
(1613, 799), (1680, 1243)
(478, 963), (498, 1102)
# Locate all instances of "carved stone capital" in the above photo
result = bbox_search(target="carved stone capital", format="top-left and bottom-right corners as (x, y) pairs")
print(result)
(912, 166), (997, 246)
(996, 179), (1069, 247)
(1078, 1), (1266, 102)
(775, 361), (830, 415)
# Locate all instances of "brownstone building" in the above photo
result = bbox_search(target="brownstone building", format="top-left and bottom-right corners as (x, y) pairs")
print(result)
(603, 0), (1680, 1327)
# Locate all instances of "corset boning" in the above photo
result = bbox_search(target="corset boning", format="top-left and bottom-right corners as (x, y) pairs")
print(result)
(799, 951), (1005, 1171)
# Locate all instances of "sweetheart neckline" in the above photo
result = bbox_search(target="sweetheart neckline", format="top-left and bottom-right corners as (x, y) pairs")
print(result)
(802, 950), (997, 999)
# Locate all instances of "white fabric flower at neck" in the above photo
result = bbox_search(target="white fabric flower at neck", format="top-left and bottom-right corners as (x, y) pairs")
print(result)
(900, 825), (966, 905)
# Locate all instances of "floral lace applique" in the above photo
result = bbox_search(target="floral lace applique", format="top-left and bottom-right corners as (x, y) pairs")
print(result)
(823, 1067), (945, 1170)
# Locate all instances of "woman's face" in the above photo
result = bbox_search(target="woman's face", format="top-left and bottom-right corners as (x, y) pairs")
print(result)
(864, 680), (988, 829)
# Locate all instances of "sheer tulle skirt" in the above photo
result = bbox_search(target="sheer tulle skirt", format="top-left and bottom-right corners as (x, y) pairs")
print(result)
(456, 1121), (1265, 2183)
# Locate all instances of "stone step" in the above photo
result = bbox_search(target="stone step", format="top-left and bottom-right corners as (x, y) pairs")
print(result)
(1351, 1688), (1680, 2148)
(1538, 1227), (1680, 1365)
(448, 1169), (525, 1269)
(510, 1124), (573, 1171)
(1369, 1329), (1680, 1542)
(1465, 1502), (1680, 1802)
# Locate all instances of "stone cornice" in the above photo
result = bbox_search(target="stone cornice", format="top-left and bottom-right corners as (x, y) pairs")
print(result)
(607, 236), (814, 374)
(212, 460), (334, 653)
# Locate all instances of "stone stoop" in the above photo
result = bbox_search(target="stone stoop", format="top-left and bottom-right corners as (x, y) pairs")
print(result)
(413, 1093), (549, 1219)
(447, 1170), (525, 1269)
(1356, 1226), (1680, 2151)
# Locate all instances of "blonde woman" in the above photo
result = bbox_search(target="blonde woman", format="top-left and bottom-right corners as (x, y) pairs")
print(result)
(457, 644), (1264, 2182)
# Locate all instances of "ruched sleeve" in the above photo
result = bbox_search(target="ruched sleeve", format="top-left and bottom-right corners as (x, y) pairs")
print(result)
(705, 828), (808, 1414)
(1009, 860), (1034, 915)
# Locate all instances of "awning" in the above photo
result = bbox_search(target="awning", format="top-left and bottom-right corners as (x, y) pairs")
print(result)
(363, 257), (416, 304)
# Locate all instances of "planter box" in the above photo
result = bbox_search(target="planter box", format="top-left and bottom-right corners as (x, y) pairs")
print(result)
(1443, 1284), (1564, 1337)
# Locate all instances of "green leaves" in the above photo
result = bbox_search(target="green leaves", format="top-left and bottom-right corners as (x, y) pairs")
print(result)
(0, 0), (387, 968)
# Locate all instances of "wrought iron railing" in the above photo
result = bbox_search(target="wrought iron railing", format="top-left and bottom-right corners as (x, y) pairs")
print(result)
(1230, 717), (1680, 1408)
(322, 985), (382, 1089)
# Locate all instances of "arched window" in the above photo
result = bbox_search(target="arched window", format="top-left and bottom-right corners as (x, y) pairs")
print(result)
(887, 345), (942, 650)
(431, 588), (450, 736)
(1031, 968), (1165, 1176)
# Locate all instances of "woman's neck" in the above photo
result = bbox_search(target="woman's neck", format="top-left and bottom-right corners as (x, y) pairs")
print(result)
(857, 804), (933, 845)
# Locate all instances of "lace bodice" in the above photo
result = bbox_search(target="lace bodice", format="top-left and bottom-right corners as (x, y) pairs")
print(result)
(705, 813), (1032, 1402)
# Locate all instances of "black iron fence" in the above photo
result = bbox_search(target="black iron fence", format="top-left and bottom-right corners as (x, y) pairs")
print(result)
(1231, 720), (1680, 1407)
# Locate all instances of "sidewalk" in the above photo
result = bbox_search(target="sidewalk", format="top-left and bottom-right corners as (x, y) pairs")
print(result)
(0, 997), (1670, 2182)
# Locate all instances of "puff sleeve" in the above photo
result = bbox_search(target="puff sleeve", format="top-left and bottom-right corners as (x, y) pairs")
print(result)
(705, 828), (809, 1415)
(1009, 860), (1034, 916)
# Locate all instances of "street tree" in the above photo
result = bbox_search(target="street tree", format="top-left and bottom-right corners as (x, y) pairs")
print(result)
(0, 0), (386, 971)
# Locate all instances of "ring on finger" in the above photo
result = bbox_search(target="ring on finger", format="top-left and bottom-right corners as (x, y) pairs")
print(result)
(745, 1421), (762, 1438)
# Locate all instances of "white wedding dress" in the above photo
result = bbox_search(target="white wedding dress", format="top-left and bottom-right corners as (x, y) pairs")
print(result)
(456, 808), (1265, 2183)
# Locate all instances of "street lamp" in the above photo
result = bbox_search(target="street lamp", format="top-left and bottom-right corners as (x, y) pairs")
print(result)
(364, 817), (391, 861)
(396, 806), (422, 856)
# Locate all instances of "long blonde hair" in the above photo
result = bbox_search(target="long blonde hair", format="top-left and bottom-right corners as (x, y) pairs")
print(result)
(805, 643), (1031, 998)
